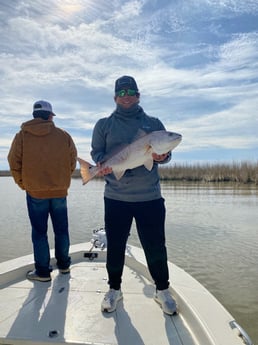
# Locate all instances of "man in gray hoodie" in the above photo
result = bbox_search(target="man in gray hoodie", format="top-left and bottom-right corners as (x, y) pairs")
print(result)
(91, 76), (177, 315)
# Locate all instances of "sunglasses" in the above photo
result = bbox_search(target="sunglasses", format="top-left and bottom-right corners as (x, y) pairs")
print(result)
(116, 89), (138, 97)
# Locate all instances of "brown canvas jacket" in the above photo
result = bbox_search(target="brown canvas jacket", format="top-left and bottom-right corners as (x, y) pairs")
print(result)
(8, 118), (77, 198)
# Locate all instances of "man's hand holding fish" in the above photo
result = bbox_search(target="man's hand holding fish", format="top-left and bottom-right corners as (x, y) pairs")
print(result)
(152, 152), (170, 162)
(96, 162), (112, 177)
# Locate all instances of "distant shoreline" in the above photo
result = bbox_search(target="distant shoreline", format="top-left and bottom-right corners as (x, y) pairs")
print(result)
(2, 161), (257, 184)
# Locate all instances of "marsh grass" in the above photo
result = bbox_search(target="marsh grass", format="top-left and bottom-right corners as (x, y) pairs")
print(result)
(2, 161), (258, 184)
(159, 161), (258, 184)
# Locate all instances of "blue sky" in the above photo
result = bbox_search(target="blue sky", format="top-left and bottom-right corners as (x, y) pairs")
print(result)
(1, 0), (258, 170)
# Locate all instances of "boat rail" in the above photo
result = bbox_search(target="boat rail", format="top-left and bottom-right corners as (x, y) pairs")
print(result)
(230, 321), (254, 345)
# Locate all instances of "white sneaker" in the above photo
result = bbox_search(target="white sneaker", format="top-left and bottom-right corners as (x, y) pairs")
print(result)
(154, 288), (177, 315)
(59, 267), (70, 274)
(101, 289), (123, 313)
(26, 270), (51, 282)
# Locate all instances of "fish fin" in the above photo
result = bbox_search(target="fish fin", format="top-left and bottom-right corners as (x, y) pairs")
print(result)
(77, 157), (98, 185)
(113, 169), (126, 180)
(144, 157), (154, 171)
(133, 129), (148, 141)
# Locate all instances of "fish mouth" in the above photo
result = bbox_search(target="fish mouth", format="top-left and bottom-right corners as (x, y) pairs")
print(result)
(169, 132), (182, 138)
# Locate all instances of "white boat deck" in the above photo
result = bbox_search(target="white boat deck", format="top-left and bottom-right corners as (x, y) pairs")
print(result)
(0, 243), (249, 345)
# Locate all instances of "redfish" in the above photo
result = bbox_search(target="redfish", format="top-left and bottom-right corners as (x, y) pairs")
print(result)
(78, 130), (182, 185)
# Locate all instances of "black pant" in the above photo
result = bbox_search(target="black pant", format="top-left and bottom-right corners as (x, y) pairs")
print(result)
(104, 197), (170, 290)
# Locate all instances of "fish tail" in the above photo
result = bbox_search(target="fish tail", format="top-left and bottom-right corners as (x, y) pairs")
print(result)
(77, 157), (98, 185)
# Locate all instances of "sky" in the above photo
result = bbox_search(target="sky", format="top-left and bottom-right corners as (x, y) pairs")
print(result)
(0, 0), (258, 170)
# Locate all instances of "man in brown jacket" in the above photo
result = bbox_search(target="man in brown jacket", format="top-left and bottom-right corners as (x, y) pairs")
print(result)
(8, 100), (77, 282)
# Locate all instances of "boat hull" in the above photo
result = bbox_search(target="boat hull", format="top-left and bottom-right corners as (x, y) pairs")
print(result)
(0, 243), (251, 345)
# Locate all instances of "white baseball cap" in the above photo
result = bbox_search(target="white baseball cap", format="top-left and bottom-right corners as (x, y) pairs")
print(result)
(33, 100), (56, 116)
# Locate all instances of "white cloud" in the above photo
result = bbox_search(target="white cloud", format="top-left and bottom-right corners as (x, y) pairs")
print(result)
(0, 0), (258, 169)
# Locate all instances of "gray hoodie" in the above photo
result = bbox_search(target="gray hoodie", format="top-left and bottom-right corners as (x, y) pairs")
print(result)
(91, 104), (171, 202)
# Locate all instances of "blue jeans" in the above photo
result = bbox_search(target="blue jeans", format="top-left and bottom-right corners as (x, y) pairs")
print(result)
(26, 193), (71, 277)
(104, 197), (169, 290)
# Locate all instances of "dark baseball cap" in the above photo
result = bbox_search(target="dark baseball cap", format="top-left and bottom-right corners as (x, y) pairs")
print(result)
(115, 76), (139, 92)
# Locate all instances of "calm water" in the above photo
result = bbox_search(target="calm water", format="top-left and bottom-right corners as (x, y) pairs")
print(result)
(0, 177), (257, 343)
